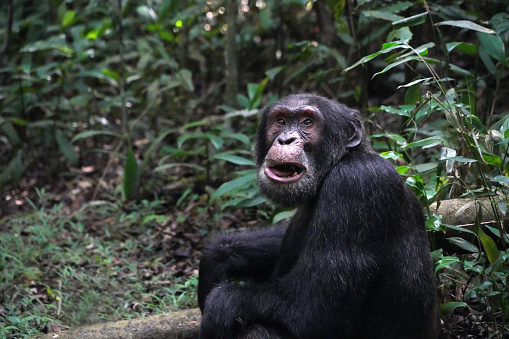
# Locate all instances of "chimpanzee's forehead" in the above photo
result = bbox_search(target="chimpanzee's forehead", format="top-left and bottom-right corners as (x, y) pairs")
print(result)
(270, 96), (322, 114)
(276, 95), (316, 108)
(273, 94), (333, 111)
(271, 104), (320, 114)
(282, 97), (311, 107)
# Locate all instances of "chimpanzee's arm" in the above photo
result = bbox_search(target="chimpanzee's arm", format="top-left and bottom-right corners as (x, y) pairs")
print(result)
(198, 222), (288, 311)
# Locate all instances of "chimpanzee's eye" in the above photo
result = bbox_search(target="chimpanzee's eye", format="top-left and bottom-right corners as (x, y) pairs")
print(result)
(301, 119), (312, 126)
(276, 118), (286, 125)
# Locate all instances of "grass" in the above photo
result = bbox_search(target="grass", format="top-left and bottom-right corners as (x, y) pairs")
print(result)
(0, 195), (200, 338)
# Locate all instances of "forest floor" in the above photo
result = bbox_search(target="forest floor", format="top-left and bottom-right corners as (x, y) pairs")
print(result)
(0, 152), (267, 337)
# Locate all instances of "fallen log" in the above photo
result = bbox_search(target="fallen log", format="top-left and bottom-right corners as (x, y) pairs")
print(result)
(430, 198), (505, 226)
(429, 198), (508, 252)
(33, 308), (201, 339)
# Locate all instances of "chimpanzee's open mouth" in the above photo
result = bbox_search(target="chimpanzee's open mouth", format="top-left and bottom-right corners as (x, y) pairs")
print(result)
(265, 163), (305, 183)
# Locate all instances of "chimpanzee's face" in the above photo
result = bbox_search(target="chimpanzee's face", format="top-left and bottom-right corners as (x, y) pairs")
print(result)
(255, 94), (364, 207)
(257, 102), (324, 206)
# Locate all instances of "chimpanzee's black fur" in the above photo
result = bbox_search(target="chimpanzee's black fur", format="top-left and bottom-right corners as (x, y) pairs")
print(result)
(198, 94), (439, 338)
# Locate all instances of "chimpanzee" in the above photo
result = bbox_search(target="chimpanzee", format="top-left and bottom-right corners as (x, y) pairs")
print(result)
(198, 94), (439, 338)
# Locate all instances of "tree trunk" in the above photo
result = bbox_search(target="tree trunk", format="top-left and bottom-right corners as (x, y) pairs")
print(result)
(224, 0), (239, 106)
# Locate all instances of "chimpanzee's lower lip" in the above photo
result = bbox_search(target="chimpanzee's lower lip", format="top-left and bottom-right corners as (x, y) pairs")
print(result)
(264, 164), (305, 183)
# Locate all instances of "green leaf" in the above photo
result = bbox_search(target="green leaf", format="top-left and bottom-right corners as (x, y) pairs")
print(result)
(405, 175), (424, 190)
(236, 194), (267, 208)
(490, 13), (509, 34)
(449, 64), (474, 78)
(395, 166), (410, 174)
(414, 162), (437, 174)
(177, 133), (207, 148)
(342, 42), (409, 73)
(11, 150), (23, 183)
(478, 33), (508, 66)
(272, 210), (295, 224)
(381, 41), (403, 50)
(6, 315), (22, 324)
(482, 153), (501, 167)
(210, 172), (257, 202)
(221, 132), (251, 145)
(101, 69), (120, 82)
(142, 215), (168, 225)
(86, 20), (112, 40)
(389, 27), (412, 44)
(265, 66), (284, 81)
(447, 237), (478, 253)
(0, 150), (23, 187)
(181, 120), (208, 130)
(435, 20), (496, 34)
(236, 94), (250, 108)
(123, 149), (138, 200)
(155, 163), (205, 172)
(399, 77), (432, 89)
(207, 134), (224, 150)
(55, 129), (79, 165)
(362, 10), (403, 22)
(373, 56), (418, 77)
(465, 115), (486, 132)
(435, 256), (460, 273)
(1, 122), (21, 145)
(371, 133), (407, 146)
(493, 175), (509, 184)
(479, 228), (500, 266)
(87, 29), (101, 40)
(176, 188), (192, 207)
(479, 45), (499, 75)
(76, 69), (118, 82)
(177, 69), (194, 92)
(139, 129), (176, 176)
(213, 154), (255, 166)
(380, 105), (415, 116)
(136, 5), (157, 20)
(404, 81), (424, 104)
(247, 78), (268, 109)
(445, 42), (477, 55)
(71, 130), (123, 142)
(392, 12), (427, 29)
(440, 156), (476, 163)
(11, 118), (28, 127)
(376, 53), (439, 78)
(425, 215), (441, 231)
(62, 10), (76, 27)
(373, 53), (437, 78)
(379, 151), (401, 161)
(402, 136), (442, 149)
(440, 302), (467, 316)
(20, 36), (74, 56)
(484, 225), (503, 239)
(445, 224), (477, 236)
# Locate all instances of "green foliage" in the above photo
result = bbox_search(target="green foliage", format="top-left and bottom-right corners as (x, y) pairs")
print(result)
(343, 3), (509, 335)
(123, 148), (139, 200)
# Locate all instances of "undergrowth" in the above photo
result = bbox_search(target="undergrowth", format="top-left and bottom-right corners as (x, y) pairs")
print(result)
(0, 193), (200, 338)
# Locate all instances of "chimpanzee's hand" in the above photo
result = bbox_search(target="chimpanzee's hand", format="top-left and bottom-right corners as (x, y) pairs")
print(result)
(199, 282), (246, 339)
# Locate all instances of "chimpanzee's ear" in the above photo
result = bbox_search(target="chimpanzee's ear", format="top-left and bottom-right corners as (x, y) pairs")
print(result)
(346, 117), (363, 148)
